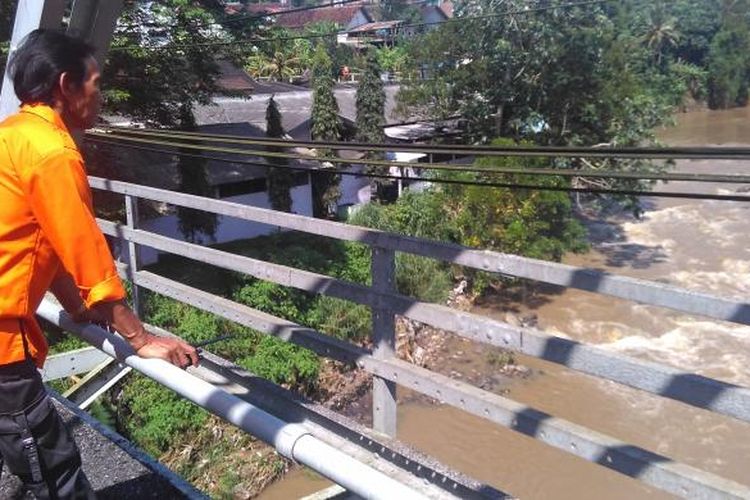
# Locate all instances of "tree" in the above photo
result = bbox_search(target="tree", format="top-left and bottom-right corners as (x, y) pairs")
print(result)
(310, 44), (342, 218)
(355, 49), (389, 202)
(245, 28), (308, 82)
(0, 0), (16, 78)
(176, 107), (218, 243)
(706, 0), (750, 108)
(398, 0), (677, 212)
(101, 0), (233, 241)
(265, 96), (293, 212)
(641, 2), (681, 66)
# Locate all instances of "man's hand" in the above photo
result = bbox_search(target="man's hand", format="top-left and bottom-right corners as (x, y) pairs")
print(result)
(136, 334), (200, 369)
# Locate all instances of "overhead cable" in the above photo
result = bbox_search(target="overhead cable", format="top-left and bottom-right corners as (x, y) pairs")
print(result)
(86, 137), (750, 203)
(91, 129), (750, 184)
(100, 125), (750, 160)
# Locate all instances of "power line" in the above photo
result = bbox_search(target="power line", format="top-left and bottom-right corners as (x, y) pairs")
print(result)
(92, 129), (750, 184)
(99, 125), (750, 160)
(109, 0), (619, 52)
(86, 136), (750, 203)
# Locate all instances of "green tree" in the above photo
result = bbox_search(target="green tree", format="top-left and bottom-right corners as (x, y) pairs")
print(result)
(176, 107), (218, 243)
(310, 43), (341, 218)
(706, 0), (750, 108)
(102, 0), (228, 240)
(641, 2), (681, 66)
(265, 96), (293, 212)
(398, 0), (676, 211)
(355, 49), (389, 202)
(0, 0), (14, 78)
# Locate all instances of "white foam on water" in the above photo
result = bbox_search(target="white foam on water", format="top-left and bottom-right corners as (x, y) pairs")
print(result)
(621, 204), (750, 253)
(603, 319), (750, 387)
(670, 259), (750, 299)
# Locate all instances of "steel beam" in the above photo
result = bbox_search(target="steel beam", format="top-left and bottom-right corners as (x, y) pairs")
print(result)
(63, 359), (132, 410)
(67, 0), (124, 67)
(101, 222), (750, 425)
(0, 0), (65, 120)
(371, 247), (397, 437)
(105, 272), (750, 500)
(42, 346), (113, 381)
(88, 177), (750, 327)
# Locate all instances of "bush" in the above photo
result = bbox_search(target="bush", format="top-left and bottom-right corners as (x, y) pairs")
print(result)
(237, 336), (319, 393)
(120, 375), (208, 456)
(307, 296), (371, 342)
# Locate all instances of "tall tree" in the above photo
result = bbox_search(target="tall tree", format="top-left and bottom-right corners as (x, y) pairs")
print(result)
(0, 0), (16, 78)
(641, 2), (681, 66)
(102, 0), (230, 240)
(707, 0), (750, 108)
(266, 96), (293, 212)
(310, 43), (341, 218)
(398, 0), (677, 212)
(356, 49), (389, 202)
(176, 106), (218, 243)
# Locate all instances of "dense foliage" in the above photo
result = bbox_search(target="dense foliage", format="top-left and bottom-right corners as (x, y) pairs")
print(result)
(0, 0), (13, 78)
(310, 43), (342, 217)
(396, 0), (749, 211)
(266, 96), (293, 212)
(355, 49), (391, 201)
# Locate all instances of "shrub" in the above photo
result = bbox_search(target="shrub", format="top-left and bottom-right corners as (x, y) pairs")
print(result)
(120, 375), (208, 456)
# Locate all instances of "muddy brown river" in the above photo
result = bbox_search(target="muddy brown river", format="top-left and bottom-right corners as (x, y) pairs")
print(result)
(260, 107), (750, 499)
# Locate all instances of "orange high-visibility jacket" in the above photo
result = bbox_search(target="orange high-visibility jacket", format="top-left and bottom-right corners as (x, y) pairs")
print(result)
(0, 104), (126, 367)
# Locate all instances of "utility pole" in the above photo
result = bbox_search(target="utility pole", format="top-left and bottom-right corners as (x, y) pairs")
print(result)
(0, 0), (123, 121)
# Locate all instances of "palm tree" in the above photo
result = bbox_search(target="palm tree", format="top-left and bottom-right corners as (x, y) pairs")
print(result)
(642, 4), (681, 66)
(246, 50), (301, 82)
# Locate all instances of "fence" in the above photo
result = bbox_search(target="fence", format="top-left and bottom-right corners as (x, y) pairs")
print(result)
(88, 175), (750, 499)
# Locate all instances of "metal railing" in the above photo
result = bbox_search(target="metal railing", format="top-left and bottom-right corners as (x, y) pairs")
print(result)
(87, 175), (750, 499)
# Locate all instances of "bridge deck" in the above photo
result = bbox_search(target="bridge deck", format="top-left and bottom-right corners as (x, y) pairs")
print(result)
(0, 394), (205, 499)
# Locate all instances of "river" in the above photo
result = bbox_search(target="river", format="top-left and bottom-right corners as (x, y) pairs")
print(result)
(260, 106), (750, 499)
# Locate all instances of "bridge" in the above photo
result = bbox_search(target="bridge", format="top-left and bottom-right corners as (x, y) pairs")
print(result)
(2, 1), (750, 498)
(29, 169), (750, 498)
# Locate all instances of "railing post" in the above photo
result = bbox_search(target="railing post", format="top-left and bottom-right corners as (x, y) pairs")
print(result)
(371, 246), (397, 436)
(124, 195), (143, 317)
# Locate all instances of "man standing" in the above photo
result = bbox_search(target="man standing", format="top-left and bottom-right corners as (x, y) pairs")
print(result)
(0, 30), (198, 498)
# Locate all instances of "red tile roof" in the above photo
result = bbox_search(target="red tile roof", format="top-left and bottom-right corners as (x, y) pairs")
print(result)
(274, 4), (371, 28)
(440, 0), (453, 18)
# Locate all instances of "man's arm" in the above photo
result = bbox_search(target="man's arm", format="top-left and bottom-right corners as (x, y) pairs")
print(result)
(50, 270), (87, 318)
(24, 150), (197, 367)
(49, 273), (197, 367)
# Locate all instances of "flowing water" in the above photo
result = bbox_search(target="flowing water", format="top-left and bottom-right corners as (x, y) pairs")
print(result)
(260, 107), (750, 499)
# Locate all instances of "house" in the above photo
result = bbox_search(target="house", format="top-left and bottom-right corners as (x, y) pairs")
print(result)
(275, 3), (372, 31)
(225, 2), (373, 31)
(339, 20), (403, 48)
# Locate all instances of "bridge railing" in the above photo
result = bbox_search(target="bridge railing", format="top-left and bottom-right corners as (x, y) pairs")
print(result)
(87, 175), (750, 499)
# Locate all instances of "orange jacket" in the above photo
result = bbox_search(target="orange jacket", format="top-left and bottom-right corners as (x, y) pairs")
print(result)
(0, 104), (126, 367)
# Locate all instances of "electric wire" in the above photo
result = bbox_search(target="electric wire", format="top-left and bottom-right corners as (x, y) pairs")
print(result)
(86, 136), (750, 203)
(98, 125), (750, 160)
(91, 129), (750, 184)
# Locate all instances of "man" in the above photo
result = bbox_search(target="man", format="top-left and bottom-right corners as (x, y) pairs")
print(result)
(0, 30), (199, 498)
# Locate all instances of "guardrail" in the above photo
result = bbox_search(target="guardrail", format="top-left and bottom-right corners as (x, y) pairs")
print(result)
(87, 175), (750, 499)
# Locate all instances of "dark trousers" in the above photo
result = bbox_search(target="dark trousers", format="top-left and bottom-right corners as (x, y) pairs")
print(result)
(0, 360), (95, 499)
